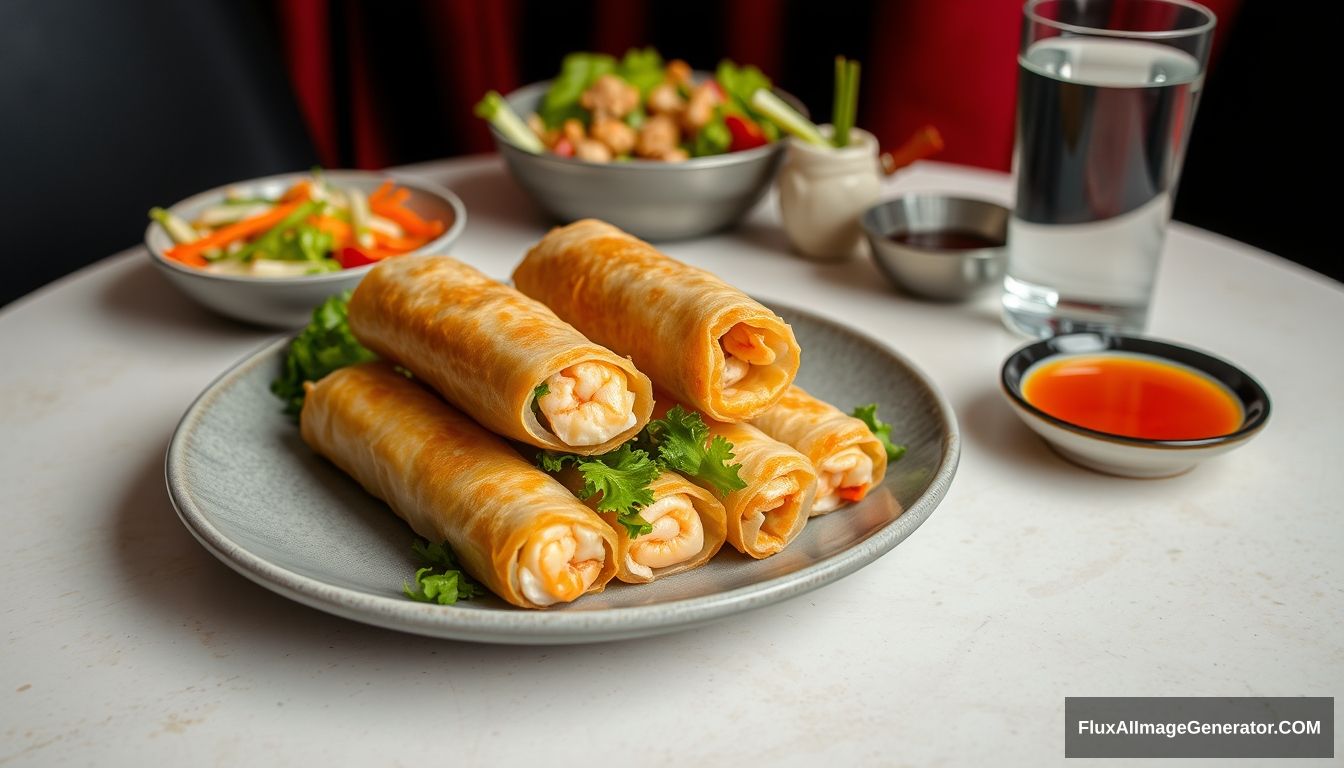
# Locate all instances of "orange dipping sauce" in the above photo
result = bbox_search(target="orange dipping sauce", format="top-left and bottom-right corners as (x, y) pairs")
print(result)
(1022, 353), (1244, 440)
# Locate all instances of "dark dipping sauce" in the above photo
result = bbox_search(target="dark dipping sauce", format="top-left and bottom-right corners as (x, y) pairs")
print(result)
(887, 229), (1004, 250)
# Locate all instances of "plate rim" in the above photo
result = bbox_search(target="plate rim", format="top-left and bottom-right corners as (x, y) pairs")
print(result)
(165, 302), (961, 644)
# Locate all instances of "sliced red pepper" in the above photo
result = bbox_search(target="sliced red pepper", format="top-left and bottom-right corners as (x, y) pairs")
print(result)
(725, 114), (768, 152)
(337, 246), (377, 269)
(552, 137), (575, 158)
(837, 484), (870, 502)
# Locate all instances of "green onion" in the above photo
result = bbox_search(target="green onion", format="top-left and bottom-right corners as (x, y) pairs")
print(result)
(749, 89), (829, 147)
(474, 91), (545, 154)
(832, 57), (861, 148)
(149, 207), (198, 245)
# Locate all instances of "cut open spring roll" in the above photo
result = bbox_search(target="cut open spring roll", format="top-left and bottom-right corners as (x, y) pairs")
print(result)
(513, 219), (801, 423)
(349, 254), (654, 455)
(300, 362), (619, 609)
(656, 403), (816, 558)
(560, 468), (728, 583)
(750, 386), (888, 515)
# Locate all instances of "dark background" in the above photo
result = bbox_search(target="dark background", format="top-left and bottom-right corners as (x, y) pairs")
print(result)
(0, 0), (1336, 308)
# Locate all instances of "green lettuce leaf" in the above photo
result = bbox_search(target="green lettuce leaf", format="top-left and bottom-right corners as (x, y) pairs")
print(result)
(270, 292), (377, 416)
(403, 538), (484, 604)
(539, 52), (616, 127)
(852, 403), (907, 462)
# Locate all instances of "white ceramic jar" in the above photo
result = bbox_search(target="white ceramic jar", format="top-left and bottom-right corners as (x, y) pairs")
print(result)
(777, 127), (882, 261)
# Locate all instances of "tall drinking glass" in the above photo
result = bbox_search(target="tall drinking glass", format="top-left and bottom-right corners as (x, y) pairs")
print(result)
(1002, 0), (1216, 337)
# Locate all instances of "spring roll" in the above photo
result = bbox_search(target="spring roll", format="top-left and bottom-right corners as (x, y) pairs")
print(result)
(560, 468), (728, 583)
(300, 362), (618, 609)
(750, 386), (888, 515)
(513, 219), (801, 423)
(349, 254), (654, 455)
(653, 403), (816, 558)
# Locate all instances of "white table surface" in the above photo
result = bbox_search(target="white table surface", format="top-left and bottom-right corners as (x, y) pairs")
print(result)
(2, 157), (1339, 767)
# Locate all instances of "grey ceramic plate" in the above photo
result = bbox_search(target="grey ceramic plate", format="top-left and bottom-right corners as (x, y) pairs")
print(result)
(166, 304), (960, 644)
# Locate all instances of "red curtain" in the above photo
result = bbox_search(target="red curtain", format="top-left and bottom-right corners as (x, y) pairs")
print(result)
(276, 0), (1239, 172)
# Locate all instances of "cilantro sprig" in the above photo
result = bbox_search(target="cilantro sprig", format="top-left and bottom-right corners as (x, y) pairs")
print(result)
(539, 445), (658, 538)
(270, 291), (376, 416)
(641, 406), (747, 495)
(852, 403), (906, 462)
(403, 539), (485, 605)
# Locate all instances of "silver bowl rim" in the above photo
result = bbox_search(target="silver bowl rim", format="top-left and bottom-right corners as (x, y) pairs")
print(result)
(860, 193), (1010, 261)
(144, 170), (467, 285)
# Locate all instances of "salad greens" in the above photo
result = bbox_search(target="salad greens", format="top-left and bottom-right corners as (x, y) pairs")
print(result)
(403, 539), (485, 604)
(851, 403), (907, 462)
(270, 292), (376, 416)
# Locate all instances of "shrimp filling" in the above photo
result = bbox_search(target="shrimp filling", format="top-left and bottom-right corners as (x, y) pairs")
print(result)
(516, 524), (606, 607)
(624, 494), (705, 578)
(719, 323), (778, 389)
(812, 447), (876, 513)
(537, 362), (638, 446)
(741, 474), (801, 549)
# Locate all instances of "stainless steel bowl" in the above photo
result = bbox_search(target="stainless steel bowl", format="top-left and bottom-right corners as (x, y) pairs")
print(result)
(490, 81), (788, 241)
(862, 195), (1009, 301)
(145, 170), (466, 328)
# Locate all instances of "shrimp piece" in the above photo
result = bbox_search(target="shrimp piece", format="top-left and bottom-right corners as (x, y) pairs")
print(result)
(812, 447), (876, 513)
(590, 116), (636, 156)
(516, 524), (606, 606)
(740, 474), (800, 548)
(635, 114), (682, 160)
(537, 362), (637, 446)
(562, 118), (586, 146)
(626, 494), (705, 575)
(647, 82), (686, 116)
(665, 59), (693, 86)
(682, 82), (723, 134)
(575, 138), (613, 163)
(720, 323), (778, 388)
(580, 74), (640, 119)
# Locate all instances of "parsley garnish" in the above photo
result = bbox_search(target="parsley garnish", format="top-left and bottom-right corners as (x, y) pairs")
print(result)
(270, 291), (376, 416)
(533, 381), (550, 400)
(852, 403), (906, 462)
(403, 539), (485, 604)
(537, 445), (657, 538)
(641, 406), (747, 495)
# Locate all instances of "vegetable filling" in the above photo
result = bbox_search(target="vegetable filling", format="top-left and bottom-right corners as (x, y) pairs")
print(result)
(813, 446), (876, 513)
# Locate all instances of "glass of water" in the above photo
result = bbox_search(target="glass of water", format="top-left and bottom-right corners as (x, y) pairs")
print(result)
(1002, 0), (1216, 337)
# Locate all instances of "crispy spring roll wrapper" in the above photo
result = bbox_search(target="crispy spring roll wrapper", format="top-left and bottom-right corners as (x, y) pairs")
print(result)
(750, 386), (889, 516)
(654, 403), (816, 558)
(300, 362), (619, 609)
(348, 254), (654, 456)
(558, 468), (728, 583)
(513, 219), (801, 423)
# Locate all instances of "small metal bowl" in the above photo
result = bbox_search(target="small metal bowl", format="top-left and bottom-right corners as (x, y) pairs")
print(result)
(490, 80), (795, 241)
(861, 195), (1008, 301)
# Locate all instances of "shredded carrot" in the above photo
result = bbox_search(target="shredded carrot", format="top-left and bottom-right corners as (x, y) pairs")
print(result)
(370, 196), (445, 238)
(311, 215), (352, 242)
(371, 230), (430, 252)
(837, 484), (870, 502)
(165, 200), (304, 265)
(280, 180), (313, 203)
(368, 180), (395, 206)
(881, 125), (944, 175)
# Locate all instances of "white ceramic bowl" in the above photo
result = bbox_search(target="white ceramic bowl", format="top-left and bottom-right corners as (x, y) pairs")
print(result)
(145, 170), (466, 328)
(1000, 333), (1271, 478)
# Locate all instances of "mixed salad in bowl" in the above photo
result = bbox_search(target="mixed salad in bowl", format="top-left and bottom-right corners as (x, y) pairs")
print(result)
(477, 48), (782, 163)
(149, 171), (449, 277)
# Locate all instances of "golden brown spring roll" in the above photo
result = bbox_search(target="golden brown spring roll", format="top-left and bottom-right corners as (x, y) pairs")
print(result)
(300, 362), (619, 609)
(560, 468), (728, 583)
(513, 219), (801, 423)
(349, 254), (654, 455)
(750, 386), (888, 515)
(653, 403), (816, 558)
